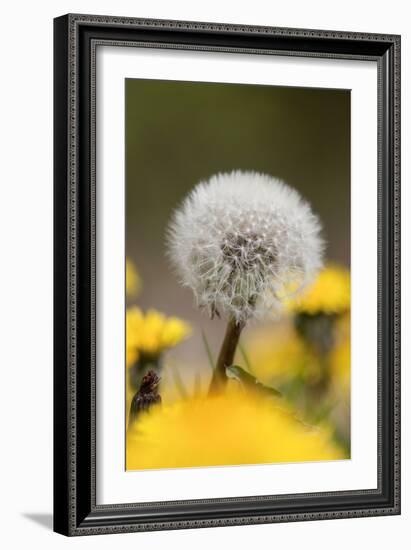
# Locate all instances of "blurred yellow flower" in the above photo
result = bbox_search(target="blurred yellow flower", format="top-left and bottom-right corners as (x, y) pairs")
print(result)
(126, 307), (191, 365)
(126, 383), (135, 427)
(126, 258), (141, 298)
(126, 388), (346, 470)
(126, 347), (139, 370)
(329, 313), (351, 395)
(244, 323), (319, 386)
(287, 265), (350, 315)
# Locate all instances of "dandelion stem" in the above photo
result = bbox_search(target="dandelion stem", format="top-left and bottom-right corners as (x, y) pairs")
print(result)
(209, 317), (244, 394)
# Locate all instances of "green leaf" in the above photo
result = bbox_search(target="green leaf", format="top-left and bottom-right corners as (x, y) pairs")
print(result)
(226, 365), (282, 398)
(311, 399), (337, 425)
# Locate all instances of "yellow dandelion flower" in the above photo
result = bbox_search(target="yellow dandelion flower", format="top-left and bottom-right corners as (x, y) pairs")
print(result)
(126, 258), (141, 298)
(126, 307), (191, 364)
(286, 265), (350, 315)
(126, 388), (346, 470)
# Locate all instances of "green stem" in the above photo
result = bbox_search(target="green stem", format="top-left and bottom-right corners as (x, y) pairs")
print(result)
(209, 317), (244, 394)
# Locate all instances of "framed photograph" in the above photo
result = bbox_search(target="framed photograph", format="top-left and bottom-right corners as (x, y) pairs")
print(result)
(53, 14), (400, 536)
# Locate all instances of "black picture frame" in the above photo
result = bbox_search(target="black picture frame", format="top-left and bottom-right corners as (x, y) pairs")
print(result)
(53, 13), (401, 536)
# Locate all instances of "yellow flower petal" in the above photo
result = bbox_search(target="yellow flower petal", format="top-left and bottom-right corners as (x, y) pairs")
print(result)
(160, 317), (192, 348)
(286, 264), (350, 315)
(126, 306), (191, 361)
(126, 258), (141, 298)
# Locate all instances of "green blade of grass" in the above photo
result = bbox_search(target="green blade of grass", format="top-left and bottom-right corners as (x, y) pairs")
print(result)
(239, 343), (253, 374)
(201, 329), (215, 371)
(172, 368), (188, 400)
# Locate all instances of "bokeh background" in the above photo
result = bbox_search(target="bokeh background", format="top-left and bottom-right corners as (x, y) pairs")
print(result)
(125, 78), (351, 459)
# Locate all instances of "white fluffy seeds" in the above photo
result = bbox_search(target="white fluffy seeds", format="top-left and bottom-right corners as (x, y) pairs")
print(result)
(167, 171), (324, 323)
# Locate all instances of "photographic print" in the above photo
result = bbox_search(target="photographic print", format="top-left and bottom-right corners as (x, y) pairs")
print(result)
(125, 79), (351, 471)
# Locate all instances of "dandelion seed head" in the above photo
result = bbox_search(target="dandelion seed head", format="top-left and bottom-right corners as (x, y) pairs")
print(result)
(167, 171), (324, 323)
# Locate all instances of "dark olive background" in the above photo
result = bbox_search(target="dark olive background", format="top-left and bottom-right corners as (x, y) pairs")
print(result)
(125, 78), (350, 379)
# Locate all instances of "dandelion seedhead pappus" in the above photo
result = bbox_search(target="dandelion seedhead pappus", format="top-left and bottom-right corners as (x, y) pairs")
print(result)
(167, 171), (324, 324)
